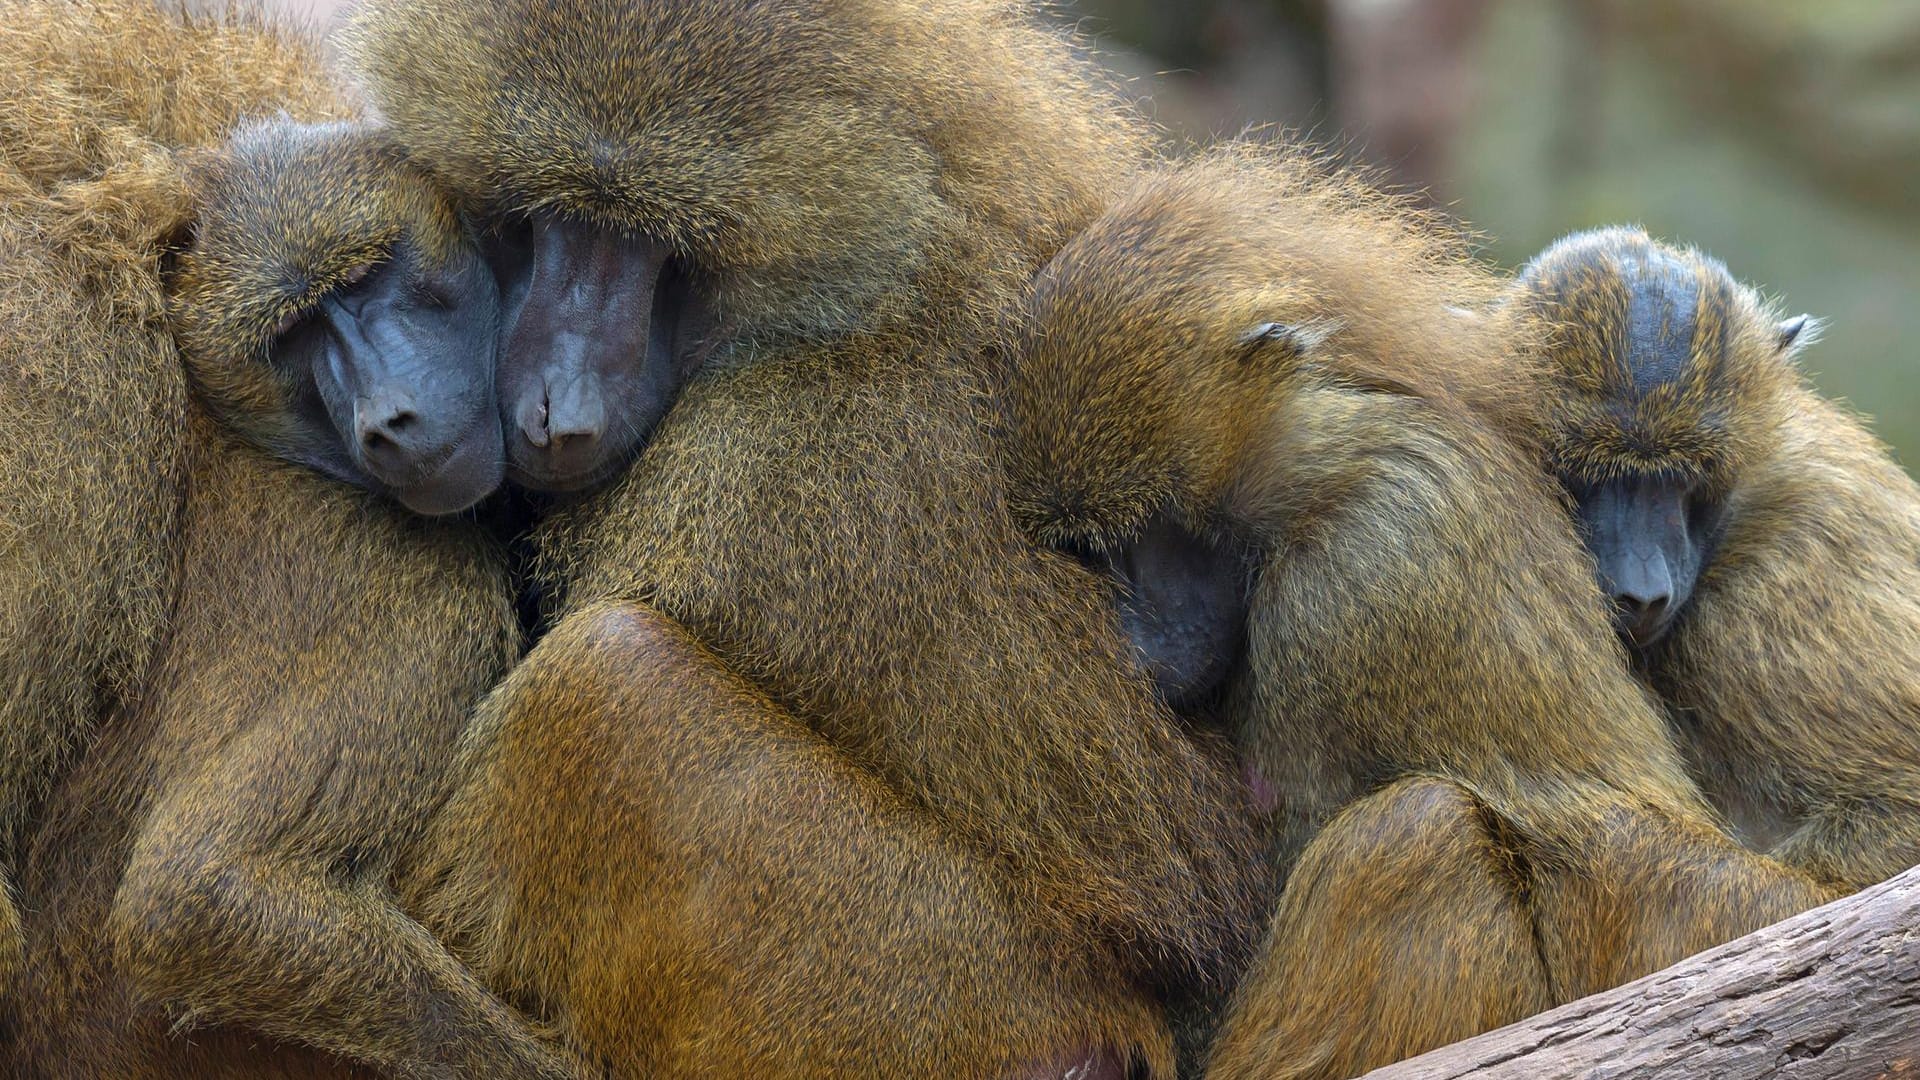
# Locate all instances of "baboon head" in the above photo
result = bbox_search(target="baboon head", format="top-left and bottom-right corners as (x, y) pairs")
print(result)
(1514, 226), (1816, 646)
(344, 0), (967, 493)
(1004, 149), (1516, 708)
(170, 120), (504, 515)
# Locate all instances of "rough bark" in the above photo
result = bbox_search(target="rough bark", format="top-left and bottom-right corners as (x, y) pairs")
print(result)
(1364, 864), (1920, 1079)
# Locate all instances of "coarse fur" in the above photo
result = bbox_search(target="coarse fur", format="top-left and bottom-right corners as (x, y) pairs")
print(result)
(998, 150), (1833, 1080)
(0, 0), (343, 996)
(2, 3), (571, 1076)
(349, 0), (1260, 1073)
(1518, 226), (1920, 891)
(411, 602), (1175, 1078)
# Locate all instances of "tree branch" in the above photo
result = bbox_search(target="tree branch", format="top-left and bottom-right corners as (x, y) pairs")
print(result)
(1363, 864), (1920, 1079)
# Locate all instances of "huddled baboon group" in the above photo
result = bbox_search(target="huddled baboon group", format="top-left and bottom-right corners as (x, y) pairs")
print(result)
(0, 1), (1914, 1078)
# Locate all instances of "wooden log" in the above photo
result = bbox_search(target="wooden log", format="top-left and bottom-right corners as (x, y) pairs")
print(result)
(1362, 864), (1920, 1079)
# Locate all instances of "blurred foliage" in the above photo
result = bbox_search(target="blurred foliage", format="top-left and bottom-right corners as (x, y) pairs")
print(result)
(1066, 0), (1920, 467)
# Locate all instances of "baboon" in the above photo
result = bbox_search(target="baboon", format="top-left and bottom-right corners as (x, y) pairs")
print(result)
(4, 5), (579, 1075)
(995, 149), (1833, 1079)
(1515, 226), (1920, 891)
(0, 0), (340, 994)
(345, 0), (1264, 1072)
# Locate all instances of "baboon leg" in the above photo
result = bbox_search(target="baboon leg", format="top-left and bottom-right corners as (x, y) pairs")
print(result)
(1205, 778), (1552, 1080)
(412, 600), (1174, 1080)
(107, 719), (578, 1079)
(1527, 795), (1837, 998)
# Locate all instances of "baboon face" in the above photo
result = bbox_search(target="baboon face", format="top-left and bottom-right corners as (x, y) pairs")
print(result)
(489, 213), (711, 493)
(172, 121), (505, 516)
(1007, 192), (1340, 712)
(1518, 227), (1812, 647)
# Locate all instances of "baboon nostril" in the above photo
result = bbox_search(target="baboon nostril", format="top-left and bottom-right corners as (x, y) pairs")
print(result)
(549, 414), (603, 448)
(1617, 590), (1670, 616)
(1614, 589), (1672, 642)
(1620, 588), (1666, 614)
(361, 410), (418, 454)
(541, 389), (606, 452)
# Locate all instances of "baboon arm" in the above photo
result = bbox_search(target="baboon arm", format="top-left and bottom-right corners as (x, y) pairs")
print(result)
(1524, 792), (1837, 998)
(1239, 389), (1704, 820)
(1208, 780), (1833, 1080)
(1359, 862), (1920, 1080)
(408, 600), (1173, 1079)
(93, 440), (573, 1079)
(108, 734), (581, 1080)
(560, 365), (1263, 991)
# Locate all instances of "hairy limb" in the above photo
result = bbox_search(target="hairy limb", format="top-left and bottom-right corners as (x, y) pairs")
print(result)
(113, 785), (574, 1079)
(98, 437), (575, 1080)
(546, 363), (1264, 993)
(407, 600), (1174, 1080)
(1526, 791), (1840, 1000)
(1206, 778), (1553, 1080)
(1208, 777), (1834, 1080)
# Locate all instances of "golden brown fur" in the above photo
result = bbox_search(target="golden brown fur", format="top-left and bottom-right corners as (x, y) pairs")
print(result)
(1519, 226), (1920, 891)
(998, 150), (1832, 1079)
(0, 0), (342, 993)
(347, 0), (1260, 1073)
(2, 3), (570, 1075)
(411, 602), (1174, 1078)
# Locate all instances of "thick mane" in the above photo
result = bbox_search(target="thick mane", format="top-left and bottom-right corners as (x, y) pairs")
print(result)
(1006, 142), (1537, 541)
(1031, 143), (1535, 425)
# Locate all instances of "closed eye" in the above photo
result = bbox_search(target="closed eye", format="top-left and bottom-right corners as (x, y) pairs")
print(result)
(270, 307), (309, 341)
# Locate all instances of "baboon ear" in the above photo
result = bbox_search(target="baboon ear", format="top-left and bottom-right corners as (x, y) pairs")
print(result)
(1775, 314), (1822, 359)
(1237, 319), (1339, 363)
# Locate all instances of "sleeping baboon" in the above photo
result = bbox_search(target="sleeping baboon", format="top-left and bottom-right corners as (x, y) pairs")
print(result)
(4, 5), (578, 1075)
(0, 0), (341, 995)
(996, 149), (1833, 1079)
(344, 0), (1264, 1073)
(1515, 226), (1920, 891)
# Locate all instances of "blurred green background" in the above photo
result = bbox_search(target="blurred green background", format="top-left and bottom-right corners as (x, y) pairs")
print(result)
(1061, 0), (1920, 467)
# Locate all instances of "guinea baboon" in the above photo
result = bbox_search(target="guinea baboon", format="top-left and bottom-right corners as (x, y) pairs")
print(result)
(0, 0), (341, 995)
(1515, 226), (1920, 891)
(346, 0), (1263, 1072)
(995, 149), (1833, 1079)
(4, 5), (578, 1075)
